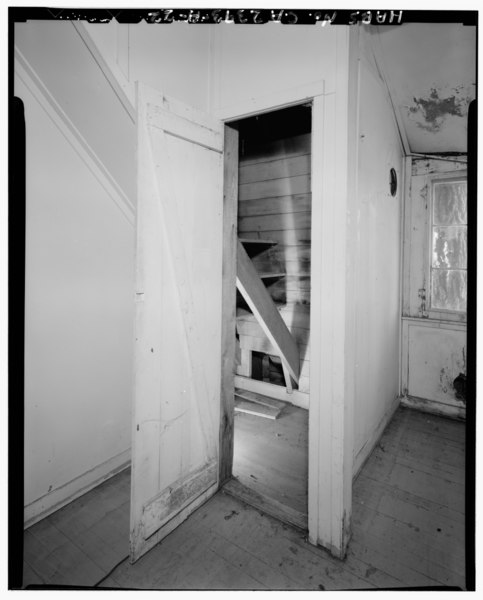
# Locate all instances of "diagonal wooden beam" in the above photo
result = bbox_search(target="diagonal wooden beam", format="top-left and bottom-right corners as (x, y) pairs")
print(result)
(236, 239), (300, 383)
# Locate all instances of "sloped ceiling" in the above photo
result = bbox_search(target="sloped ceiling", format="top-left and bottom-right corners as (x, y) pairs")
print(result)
(373, 23), (476, 154)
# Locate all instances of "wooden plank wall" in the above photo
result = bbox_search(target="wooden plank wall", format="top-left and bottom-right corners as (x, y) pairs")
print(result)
(237, 132), (311, 392)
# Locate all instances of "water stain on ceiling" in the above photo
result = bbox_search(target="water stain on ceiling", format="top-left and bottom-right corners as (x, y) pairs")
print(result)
(374, 23), (476, 153)
(408, 86), (474, 133)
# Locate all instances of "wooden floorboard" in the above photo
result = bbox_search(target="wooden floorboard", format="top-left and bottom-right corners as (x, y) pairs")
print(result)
(352, 504), (466, 579)
(23, 406), (467, 590)
(354, 475), (465, 539)
(24, 528), (105, 587)
(22, 560), (45, 587)
(232, 403), (308, 516)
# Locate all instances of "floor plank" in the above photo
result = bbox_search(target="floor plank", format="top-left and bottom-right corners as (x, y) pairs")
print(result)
(354, 475), (465, 539)
(352, 504), (466, 580)
(233, 403), (308, 516)
(96, 576), (122, 589)
(24, 528), (105, 587)
(362, 459), (465, 513)
(23, 406), (467, 590)
(22, 560), (45, 588)
(186, 492), (374, 590)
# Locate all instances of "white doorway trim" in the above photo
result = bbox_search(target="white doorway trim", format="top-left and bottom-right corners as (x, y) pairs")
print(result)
(218, 26), (355, 557)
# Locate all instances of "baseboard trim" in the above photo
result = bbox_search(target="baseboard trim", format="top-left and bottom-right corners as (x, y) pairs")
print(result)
(353, 395), (400, 479)
(234, 375), (309, 410)
(401, 395), (466, 421)
(24, 449), (131, 529)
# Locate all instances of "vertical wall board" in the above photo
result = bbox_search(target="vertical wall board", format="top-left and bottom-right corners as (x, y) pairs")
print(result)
(401, 158), (413, 332)
(398, 157), (412, 396)
(405, 173), (431, 317)
(351, 29), (404, 463)
(219, 125), (239, 484)
(308, 26), (354, 559)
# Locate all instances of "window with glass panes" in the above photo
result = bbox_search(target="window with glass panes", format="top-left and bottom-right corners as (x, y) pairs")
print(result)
(430, 178), (467, 313)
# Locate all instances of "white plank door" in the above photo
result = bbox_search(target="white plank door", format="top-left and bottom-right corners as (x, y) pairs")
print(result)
(130, 84), (224, 562)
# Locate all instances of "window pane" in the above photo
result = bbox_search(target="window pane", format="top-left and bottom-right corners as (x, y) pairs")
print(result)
(432, 226), (467, 269)
(431, 269), (467, 312)
(433, 181), (467, 225)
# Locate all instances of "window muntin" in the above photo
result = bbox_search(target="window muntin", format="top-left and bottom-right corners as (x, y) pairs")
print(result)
(430, 179), (467, 313)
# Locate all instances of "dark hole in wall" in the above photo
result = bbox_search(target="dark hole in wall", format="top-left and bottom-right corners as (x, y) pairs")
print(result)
(231, 103), (311, 151)
(251, 351), (298, 389)
(453, 373), (466, 402)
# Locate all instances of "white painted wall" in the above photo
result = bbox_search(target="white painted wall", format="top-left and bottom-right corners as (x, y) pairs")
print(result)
(129, 22), (212, 111)
(351, 34), (404, 471)
(15, 22), (135, 525)
(212, 23), (338, 117)
(84, 20), (213, 112)
(85, 20), (335, 118)
(16, 19), (214, 525)
(15, 21), (136, 204)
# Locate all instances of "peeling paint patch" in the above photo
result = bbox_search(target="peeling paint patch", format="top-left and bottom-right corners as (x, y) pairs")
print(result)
(408, 87), (472, 132)
(439, 367), (452, 394)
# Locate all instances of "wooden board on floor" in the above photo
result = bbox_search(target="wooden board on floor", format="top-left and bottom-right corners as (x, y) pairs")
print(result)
(235, 399), (281, 420)
(235, 375), (309, 410)
(233, 403), (308, 517)
(235, 388), (286, 410)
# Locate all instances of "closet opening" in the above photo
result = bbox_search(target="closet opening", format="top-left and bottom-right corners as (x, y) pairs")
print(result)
(224, 103), (312, 530)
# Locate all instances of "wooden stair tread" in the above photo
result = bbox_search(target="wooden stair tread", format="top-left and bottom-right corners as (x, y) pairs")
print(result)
(236, 236), (301, 394)
(259, 273), (286, 281)
(236, 239), (300, 383)
(235, 399), (282, 419)
(235, 388), (286, 410)
(236, 305), (284, 319)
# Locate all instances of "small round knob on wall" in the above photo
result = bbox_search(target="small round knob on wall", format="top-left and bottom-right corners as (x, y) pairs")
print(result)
(390, 168), (397, 196)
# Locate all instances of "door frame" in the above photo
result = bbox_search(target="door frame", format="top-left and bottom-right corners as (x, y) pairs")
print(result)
(216, 49), (355, 558)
